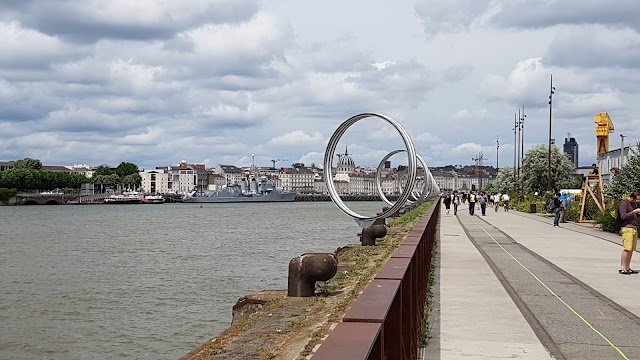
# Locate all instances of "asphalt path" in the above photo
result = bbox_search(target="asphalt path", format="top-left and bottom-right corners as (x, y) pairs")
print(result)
(457, 213), (640, 360)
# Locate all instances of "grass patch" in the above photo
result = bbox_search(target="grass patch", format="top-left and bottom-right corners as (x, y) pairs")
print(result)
(419, 241), (438, 347)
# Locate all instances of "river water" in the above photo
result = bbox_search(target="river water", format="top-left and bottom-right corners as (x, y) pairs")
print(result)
(0, 202), (384, 360)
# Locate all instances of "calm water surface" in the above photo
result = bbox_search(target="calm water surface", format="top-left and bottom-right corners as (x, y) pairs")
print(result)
(0, 202), (384, 360)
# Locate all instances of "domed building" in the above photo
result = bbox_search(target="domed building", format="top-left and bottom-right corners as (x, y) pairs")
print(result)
(336, 145), (356, 174)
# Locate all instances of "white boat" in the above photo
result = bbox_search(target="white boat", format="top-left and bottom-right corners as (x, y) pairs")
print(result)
(143, 195), (165, 204)
(103, 192), (142, 204)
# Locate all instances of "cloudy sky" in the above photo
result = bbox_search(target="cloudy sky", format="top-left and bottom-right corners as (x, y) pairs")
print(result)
(1, 0), (638, 170)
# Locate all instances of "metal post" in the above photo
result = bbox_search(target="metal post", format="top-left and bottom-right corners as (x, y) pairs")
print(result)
(513, 113), (517, 189)
(480, 151), (484, 190)
(516, 112), (520, 194)
(496, 135), (499, 172)
(547, 75), (555, 191)
(621, 134), (626, 168)
(521, 105), (526, 172)
(518, 108), (522, 195)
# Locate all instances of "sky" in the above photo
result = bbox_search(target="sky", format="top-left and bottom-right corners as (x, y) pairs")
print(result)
(1, 0), (638, 170)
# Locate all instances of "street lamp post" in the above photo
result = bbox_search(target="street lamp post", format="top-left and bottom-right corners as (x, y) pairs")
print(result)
(621, 134), (627, 168)
(496, 135), (499, 172)
(547, 75), (556, 191)
(520, 105), (526, 174)
(513, 113), (517, 191)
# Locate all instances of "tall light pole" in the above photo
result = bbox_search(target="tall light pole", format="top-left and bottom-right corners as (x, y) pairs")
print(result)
(513, 113), (517, 191)
(516, 112), (521, 193)
(547, 75), (556, 191)
(520, 105), (526, 173)
(621, 134), (627, 168)
(496, 135), (500, 172)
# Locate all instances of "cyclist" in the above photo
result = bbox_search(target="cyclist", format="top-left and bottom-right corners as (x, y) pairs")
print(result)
(502, 193), (510, 211)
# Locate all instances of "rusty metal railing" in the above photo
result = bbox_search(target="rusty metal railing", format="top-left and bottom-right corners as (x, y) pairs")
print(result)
(312, 200), (440, 359)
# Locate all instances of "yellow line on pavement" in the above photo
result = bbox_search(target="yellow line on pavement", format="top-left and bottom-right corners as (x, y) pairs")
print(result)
(471, 219), (629, 360)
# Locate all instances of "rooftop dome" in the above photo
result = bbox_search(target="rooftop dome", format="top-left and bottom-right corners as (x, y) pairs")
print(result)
(338, 154), (355, 167)
(336, 145), (356, 173)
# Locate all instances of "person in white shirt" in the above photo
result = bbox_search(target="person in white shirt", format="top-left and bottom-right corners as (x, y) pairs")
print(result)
(502, 193), (510, 211)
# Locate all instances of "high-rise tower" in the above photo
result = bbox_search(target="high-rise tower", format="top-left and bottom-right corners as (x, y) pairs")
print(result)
(563, 133), (579, 167)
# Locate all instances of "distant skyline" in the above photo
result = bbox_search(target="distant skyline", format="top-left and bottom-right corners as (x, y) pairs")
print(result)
(1, 1), (638, 169)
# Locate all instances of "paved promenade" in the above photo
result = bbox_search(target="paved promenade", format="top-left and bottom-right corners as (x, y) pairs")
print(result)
(425, 203), (640, 360)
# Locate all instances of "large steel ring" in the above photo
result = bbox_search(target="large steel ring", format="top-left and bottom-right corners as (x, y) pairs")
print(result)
(323, 113), (417, 227)
(375, 150), (430, 206)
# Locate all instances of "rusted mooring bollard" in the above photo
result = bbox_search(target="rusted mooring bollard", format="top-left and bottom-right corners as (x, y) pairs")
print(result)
(287, 253), (338, 297)
(358, 224), (387, 246)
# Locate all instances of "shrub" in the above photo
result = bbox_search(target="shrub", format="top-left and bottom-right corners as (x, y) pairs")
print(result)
(0, 188), (17, 204)
(596, 202), (619, 233)
(564, 202), (580, 222)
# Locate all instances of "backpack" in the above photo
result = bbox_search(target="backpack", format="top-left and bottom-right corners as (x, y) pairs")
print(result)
(470, 194), (476, 202)
(547, 199), (555, 211)
(614, 201), (625, 233)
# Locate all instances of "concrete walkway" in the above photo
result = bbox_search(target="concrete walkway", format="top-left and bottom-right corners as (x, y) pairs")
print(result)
(427, 203), (640, 359)
(424, 205), (553, 359)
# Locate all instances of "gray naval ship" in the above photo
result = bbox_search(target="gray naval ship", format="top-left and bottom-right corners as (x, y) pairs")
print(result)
(182, 176), (296, 203)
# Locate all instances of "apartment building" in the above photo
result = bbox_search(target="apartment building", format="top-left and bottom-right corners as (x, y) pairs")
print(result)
(278, 167), (315, 192)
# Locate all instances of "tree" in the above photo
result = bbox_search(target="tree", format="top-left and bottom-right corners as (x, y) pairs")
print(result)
(397, 165), (407, 171)
(122, 173), (142, 190)
(521, 145), (576, 194)
(13, 157), (42, 170)
(483, 166), (515, 194)
(116, 162), (139, 177)
(608, 144), (640, 201)
(0, 188), (17, 204)
(292, 162), (304, 168)
(94, 165), (113, 176)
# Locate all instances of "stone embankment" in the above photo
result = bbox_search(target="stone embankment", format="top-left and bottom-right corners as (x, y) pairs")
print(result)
(181, 202), (433, 360)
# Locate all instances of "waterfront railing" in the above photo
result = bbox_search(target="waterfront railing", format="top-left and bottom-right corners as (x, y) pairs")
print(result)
(311, 200), (440, 359)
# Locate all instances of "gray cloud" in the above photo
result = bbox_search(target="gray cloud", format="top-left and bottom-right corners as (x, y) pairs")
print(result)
(1, 0), (639, 169)
(414, 0), (491, 35)
(493, 1), (640, 31)
(0, 0), (260, 42)
(546, 26), (640, 69)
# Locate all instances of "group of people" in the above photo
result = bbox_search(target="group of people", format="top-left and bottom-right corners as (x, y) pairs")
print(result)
(442, 191), (510, 216)
(550, 192), (571, 227)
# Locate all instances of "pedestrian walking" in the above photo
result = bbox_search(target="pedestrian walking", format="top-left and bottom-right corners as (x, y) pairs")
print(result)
(618, 193), (640, 275)
(478, 191), (487, 216)
(453, 191), (459, 215)
(552, 192), (562, 227)
(559, 192), (568, 223)
(443, 192), (452, 215)
(468, 191), (477, 215)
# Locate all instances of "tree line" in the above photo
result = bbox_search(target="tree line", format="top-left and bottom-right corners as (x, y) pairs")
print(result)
(0, 158), (142, 193)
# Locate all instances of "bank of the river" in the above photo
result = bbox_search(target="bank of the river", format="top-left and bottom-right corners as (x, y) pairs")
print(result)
(182, 202), (433, 360)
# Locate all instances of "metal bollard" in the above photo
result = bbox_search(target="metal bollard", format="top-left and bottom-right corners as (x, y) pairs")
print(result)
(359, 224), (388, 246)
(287, 253), (338, 297)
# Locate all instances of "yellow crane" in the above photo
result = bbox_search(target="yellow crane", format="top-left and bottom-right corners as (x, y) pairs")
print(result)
(594, 112), (615, 155)
(578, 112), (613, 222)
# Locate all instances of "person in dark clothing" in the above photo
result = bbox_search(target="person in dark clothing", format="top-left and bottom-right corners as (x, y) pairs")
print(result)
(590, 163), (599, 175)
(619, 193), (640, 274)
(552, 192), (562, 227)
(443, 192), (452, 215)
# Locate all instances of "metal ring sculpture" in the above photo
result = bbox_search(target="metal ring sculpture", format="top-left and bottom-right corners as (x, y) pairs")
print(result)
(324, 113), (439, 227)
(375, 150), (430, 206)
